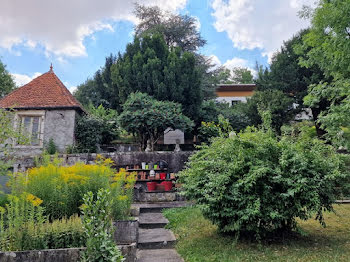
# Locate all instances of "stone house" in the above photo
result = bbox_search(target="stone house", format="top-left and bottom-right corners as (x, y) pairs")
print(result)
(0, 65), (83, 156)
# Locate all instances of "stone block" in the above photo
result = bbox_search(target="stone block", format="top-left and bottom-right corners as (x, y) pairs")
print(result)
(113, 220), (139, 244)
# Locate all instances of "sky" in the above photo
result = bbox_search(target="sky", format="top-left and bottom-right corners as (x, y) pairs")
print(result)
(0, 0), (315, 93)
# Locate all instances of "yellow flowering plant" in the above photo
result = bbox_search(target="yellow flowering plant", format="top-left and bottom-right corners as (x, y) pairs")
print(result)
(8, 156), (136, 221)
(0, 192), (46, 251)
(111, 168), (136, 220)
(8, 158), (114, 219)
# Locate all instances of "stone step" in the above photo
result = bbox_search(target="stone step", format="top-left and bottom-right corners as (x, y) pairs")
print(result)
(136, 249), (184, 262)
(138, 228), (176, 249)
(139, 191), (177, 202)
(132, 201), (189, 214)
(139, 212), (169, 229)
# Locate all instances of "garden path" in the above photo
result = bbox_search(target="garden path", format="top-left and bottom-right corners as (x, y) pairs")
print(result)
(134, 202), (187, 262)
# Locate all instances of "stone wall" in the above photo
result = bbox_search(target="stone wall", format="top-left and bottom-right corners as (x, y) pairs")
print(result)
(9, 109), (77, 157)
(113, 220), (139, 244)
(13, 151), (193, 174)
(0, 244), (136, 262)
(43, 109), (77, 153)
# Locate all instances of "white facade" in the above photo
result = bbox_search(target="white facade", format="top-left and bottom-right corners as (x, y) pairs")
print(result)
(216, 96), (249, 106)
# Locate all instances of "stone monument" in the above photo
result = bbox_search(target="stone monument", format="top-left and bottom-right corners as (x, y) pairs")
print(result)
(164, 128), (184, 145)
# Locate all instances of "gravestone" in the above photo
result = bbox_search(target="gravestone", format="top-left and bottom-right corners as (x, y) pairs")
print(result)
(164, 128), (184, 145)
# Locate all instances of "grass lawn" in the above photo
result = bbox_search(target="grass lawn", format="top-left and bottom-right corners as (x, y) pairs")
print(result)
(163, 205), (350, 262)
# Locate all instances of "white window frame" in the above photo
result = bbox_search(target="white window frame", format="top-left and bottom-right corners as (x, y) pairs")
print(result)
(13, 110), (45, 148)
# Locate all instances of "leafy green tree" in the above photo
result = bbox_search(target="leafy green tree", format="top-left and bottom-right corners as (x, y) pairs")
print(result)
(236, 90), (294, 134)
(199, 100), (221, 124)
(192, 56), (230, 100)
(299, 1), (350, 79)
(0, 59), (15, 98)
(111, 34), (203, 122)
(87, 104), (119, 145)
(257, 30), (326, 105)
(179, 127), (349, 239)
(230, 67), (254, 84)
(74, 79), (99, 107)
(298, 0), (350, 148)
(304, 80), (350, 149)
(134, 4), (222, 100)
(199, 101), (251, 132)
(118, 92), (193, 150)
(219, 102), (252, 132)
(75, 115), (104, 153)
(134, 4), (206, 52)
(75, 106), (119, 153)
(255, 30), (327, 137)
(255, 30), (328, 138)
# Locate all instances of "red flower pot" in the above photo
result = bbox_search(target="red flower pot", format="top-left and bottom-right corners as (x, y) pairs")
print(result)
(147, 182), (157, 192)
(160, 173), (167, 180)
(163, 181), (173, 191)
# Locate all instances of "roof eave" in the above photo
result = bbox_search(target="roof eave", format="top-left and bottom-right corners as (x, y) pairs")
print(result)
(0, 105), (84, 112)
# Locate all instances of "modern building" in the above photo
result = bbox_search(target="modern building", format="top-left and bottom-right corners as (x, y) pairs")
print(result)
(216, 84), (256, 105)
(0, 65), (83, 156)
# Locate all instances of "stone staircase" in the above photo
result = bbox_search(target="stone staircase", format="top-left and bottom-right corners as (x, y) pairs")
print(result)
(135, 202), (187, 262)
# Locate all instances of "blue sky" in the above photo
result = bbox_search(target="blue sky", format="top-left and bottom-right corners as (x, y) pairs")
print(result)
(0, 0), (313, 92)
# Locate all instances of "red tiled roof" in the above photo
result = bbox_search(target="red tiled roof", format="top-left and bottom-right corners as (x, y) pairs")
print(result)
(0, 68), (83, 110)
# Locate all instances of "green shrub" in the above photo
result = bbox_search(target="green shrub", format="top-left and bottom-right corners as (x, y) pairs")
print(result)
(38, 215), (84, 249)
(198, 115), (233, 144)
(75, 114), (104, 152)
(0, 193), (8, 207)
(0, 193), (46, 251)
(87, 104), (119, 145)
(179, 127), (349, 240)
(76, 105), (119, 153)
(198, 121), (220, 143)
(281, 121), (317, 139)
(65, 144), (79, 154)
(46, 138), (57, 155)
(81, 189), (123, 262)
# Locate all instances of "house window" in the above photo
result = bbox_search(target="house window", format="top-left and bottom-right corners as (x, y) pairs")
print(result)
(231, 100), (241, 106)
(17, 115), (42, 146)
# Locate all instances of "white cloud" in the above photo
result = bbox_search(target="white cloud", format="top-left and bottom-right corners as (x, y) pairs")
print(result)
(211, 0), (315, 62)
(224, 57), (257, 77)
(11, 72), (42, 87)
(0, 0), (187, 58)
(69, 86), (78, 94)
(64, 81), (78, 94)
(223, 57), (249, 70)
(208, 55), (257, 76)
(193, 16), (201, 31)
(208, 54), (222, 69)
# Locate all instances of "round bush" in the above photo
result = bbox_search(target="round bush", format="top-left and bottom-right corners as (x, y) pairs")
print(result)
(179, 128), (349, 239)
